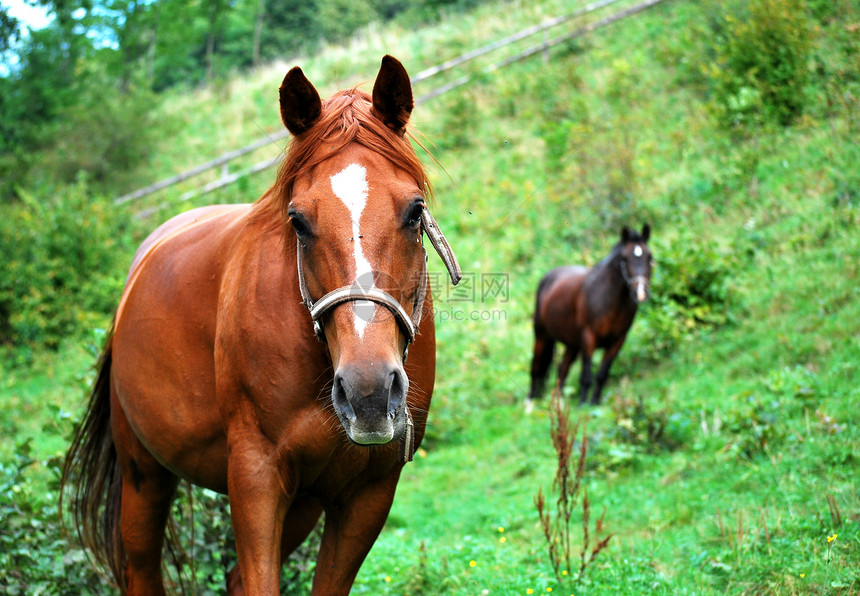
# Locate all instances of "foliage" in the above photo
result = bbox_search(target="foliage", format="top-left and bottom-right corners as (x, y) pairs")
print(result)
(0, 6), (18, 54)
(0, 177), (131, 353)
(0, 0), (500, 199)
(0, 17), (160, 196)
(609, 392), (694, 453)
(633, 228), (734, 358)
(704, 0), (815, 129)
(0, 440), (109, 594)
(0, 436), (319, 593)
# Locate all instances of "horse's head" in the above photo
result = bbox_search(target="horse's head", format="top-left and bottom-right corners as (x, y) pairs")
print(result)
(277, 56), (459, 447)
(619, 224), (653, 303)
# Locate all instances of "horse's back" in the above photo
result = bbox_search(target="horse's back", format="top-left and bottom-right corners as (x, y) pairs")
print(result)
(538, 265), (589, 308)
(535, 265), (589, 342)
(125, 204), (250, 284)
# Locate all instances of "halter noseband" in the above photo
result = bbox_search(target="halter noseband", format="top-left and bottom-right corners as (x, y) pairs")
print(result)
(296, 208), (461, 357)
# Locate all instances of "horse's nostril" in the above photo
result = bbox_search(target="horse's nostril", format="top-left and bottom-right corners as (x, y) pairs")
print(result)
(387, 370), (407, 418)
(332, 375), (356, 422)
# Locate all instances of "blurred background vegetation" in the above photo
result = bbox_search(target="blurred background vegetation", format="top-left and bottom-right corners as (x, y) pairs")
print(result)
(1, 0), (858, 593)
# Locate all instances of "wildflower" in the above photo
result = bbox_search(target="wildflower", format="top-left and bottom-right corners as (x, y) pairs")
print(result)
(470, 560), (477, 568)
(384, 576), (391, 583)
(527, 590), (534, 594)
(499, 526), (505, 533)
(500, 536), (507, 543)
(827, 533), (838, 543)
(800, 573), (805, 578)
(547, 589), (553, 593)
(562, 570), (568, 576)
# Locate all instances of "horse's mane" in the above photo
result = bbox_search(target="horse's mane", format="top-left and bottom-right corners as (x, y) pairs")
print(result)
(254, 88), (431, 226)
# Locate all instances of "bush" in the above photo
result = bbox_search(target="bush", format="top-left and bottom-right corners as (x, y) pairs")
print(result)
(0, 440), (109, 594)
(631, 230), (734, 358)
(706, 0), (814, 129)
(0, 177), (132, 351)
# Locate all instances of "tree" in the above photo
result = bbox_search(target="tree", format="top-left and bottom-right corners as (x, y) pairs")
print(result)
(0, 6), (20, 54)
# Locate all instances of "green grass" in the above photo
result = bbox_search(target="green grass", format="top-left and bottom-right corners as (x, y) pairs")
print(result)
(2, 0), (859, 593)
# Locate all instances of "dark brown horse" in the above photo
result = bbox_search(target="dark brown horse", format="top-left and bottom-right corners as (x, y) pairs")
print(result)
(61, 56), (461, 595)
(528, 224), (653, 406)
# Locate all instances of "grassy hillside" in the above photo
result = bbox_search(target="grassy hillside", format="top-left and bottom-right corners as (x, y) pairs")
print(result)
(2, 0), (858, 593)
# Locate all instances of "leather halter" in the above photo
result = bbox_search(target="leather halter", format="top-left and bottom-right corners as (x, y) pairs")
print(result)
(296, 208), (461, 355)
(619, 256), (650, 295)
(296, 209), (460, 463)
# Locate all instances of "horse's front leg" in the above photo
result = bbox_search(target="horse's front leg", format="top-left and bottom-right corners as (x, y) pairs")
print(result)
(227, 435), (291, 596)
(312, 470), (402, 595)
(226, 494), (324, 595)
(591, 337), (626, 405)
(578, 330), (596, 405)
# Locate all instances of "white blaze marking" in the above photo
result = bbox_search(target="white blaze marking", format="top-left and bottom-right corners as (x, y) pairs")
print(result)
(634, 245), (643, 257)
(330, 163), (375, 338)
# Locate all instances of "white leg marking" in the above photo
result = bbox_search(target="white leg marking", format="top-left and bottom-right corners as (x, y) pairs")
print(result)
(331, 163), (375, 338)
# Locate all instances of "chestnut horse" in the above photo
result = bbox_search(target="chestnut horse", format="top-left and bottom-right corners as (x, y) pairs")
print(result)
(61, 56), (461, 595)
(528, 224), (653, 406)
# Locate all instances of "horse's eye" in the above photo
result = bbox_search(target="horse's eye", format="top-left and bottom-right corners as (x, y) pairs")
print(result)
(404, 201), (424, 229)
(289, 210), (312, 238)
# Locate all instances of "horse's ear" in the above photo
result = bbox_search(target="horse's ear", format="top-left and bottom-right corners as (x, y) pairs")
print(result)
(372, 55), (413, 136)
(621, 226), (632, 243)
(641, 223), (651, 242)
(279, 66), (322, 136)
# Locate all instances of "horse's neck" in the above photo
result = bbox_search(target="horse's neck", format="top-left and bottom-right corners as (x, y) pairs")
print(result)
(592, 248), (635, 309)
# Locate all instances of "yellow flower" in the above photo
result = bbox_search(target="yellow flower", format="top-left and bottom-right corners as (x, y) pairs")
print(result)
(384, 576), (391, 583)
(500, 536), (507, 543)
(547, 589), (553, 593)
(827, 533), (838, 543)
(498, 526), (505, 533)
(527, 590), (534, 595)
(800, 573), (805, 578)
(470, 560), (477, 568)
(562, 570), (568, 576)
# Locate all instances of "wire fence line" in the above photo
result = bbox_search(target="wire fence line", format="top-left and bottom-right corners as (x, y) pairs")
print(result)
(116, 0), (667, 211)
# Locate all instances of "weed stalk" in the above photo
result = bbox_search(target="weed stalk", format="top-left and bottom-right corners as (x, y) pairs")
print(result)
(534, 389), (613, 584)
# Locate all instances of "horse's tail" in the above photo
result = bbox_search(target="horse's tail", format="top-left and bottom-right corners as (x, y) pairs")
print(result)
(60, 330), (126, 590)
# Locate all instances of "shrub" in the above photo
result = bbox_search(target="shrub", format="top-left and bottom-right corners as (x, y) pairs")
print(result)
(0, 177), (132, 351)
(706, 0), (814, 129)
(0, 440), (110, 594)
(630, 229), (734, 359)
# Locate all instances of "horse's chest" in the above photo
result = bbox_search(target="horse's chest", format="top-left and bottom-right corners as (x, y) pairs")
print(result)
(591, 309), (635, 345)
(302, 447), (399, 500)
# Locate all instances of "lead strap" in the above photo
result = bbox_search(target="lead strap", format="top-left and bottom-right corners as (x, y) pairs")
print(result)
(401, 407), (415, 463)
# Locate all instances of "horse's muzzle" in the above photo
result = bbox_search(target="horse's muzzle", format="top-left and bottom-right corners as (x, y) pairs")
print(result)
(629, 276), (650, 303)
(332, 363), (409, 445)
